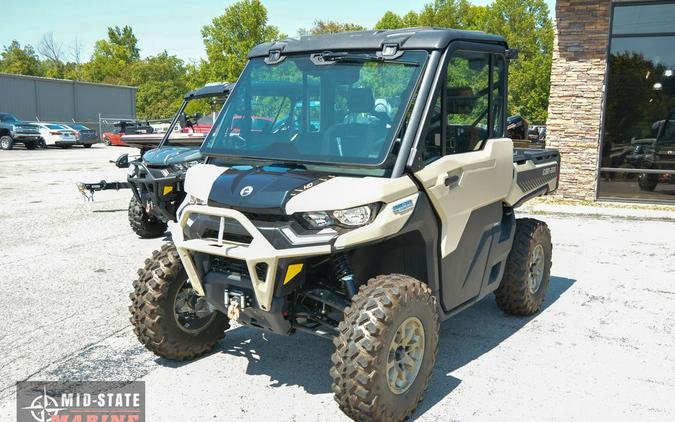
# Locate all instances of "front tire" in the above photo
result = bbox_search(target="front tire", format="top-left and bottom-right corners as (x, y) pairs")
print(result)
(104, 137), (111, 146)
(129, 242), (230, 360)
(83, 143), (92, 148)
(0, 135), (14, 150)
(495, 218), (552, 316)
(128, 196), (168, 238)
(331, 274), (439, 422)
(637, 173), (658, 191)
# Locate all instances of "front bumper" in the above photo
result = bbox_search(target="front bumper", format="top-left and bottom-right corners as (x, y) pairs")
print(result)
(170, 205), (332, 311)
(12, 133), (41, 142)
(128, 163), (184, 221)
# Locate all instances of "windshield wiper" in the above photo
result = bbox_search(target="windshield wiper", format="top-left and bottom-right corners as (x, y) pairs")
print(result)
(320, 52), (419, 67)
(260, 161), (307, 170)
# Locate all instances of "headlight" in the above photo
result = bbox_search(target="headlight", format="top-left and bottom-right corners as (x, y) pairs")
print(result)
(301, 204), (378, 229)
(333, 205), (372, 226)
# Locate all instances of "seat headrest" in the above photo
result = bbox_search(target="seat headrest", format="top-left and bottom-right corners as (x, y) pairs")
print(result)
(347, 88), (374, 114)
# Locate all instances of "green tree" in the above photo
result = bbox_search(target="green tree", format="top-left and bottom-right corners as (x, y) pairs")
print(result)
(127, 52), (188, 119)
(374, 11), (404, 30)
(482, 0), (553, 121)
(201, 0), (281, 83)
(82, 25), (140, 83)
(302, 20), (367, 35)
(402, 11), (420, 27)
(0, 40), (42, 76)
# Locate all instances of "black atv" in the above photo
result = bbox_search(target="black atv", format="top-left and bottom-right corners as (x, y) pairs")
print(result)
(78, 82), (233, 238)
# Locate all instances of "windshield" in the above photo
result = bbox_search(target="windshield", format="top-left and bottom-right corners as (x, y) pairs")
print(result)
(201, 51), (427, 168)
(0, 113), (18, 122)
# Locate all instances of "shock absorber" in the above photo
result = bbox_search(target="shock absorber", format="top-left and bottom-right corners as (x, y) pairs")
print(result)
(332, 253), (357, 299)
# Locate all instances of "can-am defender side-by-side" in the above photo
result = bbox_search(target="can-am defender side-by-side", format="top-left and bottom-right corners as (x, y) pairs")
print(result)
(130, 28), (560, 421)
(78, 83), (233, 238)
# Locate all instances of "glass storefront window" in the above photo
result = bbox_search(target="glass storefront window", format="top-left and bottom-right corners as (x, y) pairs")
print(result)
(598, 3), (675, 202)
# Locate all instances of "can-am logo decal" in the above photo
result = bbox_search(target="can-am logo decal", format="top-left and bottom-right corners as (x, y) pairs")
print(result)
(240, 186), (254, 197)
(16, 381), (145, 422)
(542, 164), (557, 176)
(393, 199), (414, 214)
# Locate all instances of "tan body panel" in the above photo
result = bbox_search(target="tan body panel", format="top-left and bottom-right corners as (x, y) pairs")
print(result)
(284, 175), (418, 214)
(184, 164), (228, 201)
(414, 138), (514, 257)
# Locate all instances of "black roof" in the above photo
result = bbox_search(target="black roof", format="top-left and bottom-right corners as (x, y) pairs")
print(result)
(248, 27), (507, 58)
(184, 82), (235, 100)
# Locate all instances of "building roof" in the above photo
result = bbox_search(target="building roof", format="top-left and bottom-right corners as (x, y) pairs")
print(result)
(0, 72), (136, 90)
(248, 27), (507, 58)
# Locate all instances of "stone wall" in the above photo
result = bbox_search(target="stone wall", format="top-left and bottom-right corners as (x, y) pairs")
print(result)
(546, 0), (611, 200)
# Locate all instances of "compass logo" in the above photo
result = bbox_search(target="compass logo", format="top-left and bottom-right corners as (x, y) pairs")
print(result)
(22, 386), (65, 422)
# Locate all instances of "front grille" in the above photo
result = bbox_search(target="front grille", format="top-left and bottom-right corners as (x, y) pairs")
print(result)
(211, 257), (249, 277)
(188, 214), (253, 244)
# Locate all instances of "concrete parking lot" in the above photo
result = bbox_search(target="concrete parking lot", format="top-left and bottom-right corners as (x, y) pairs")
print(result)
(0, 146), (674, 421)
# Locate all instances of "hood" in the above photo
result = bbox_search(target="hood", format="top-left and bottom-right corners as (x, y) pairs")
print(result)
(207, 165), (325, 214)
(143, 147), (202, 166)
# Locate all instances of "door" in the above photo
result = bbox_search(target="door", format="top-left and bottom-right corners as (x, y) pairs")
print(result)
(413, 46), (514, 311)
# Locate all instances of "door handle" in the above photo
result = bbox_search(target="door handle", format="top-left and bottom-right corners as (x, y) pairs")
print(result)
(444, 175), (460, 189)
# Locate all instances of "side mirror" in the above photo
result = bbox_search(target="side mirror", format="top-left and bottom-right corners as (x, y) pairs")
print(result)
(115, 153), (130, 168)
(506, 48), (519, 61)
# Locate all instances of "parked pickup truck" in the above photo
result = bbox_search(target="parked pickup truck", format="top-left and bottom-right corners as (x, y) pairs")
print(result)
(0, 113), (42, 150)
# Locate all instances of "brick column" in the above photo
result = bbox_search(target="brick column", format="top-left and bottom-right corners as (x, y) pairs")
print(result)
(546, 0), (611, 200)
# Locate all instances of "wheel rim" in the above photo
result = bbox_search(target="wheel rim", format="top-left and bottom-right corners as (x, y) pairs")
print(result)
(1, 139), (8, 149)
(386, 316), (425, 394)
(173, 278), (216, 333)
(528, 244), (545, 294)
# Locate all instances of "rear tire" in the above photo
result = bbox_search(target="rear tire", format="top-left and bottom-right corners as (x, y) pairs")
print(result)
(60, 144), (72, 149)
(104, 137), (111, 146)
(0, 135), (14, 150)
(128, 196), (168, 238)
(24, 141), (37, 150)
(495, 218), (552, 316)
(83, 144), (92, 148)
(331, 274), (439, 422)
(129, 242), (230, 360)
(36, 139), (47, 149)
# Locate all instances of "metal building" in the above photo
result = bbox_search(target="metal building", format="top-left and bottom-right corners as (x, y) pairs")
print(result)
(0, 72), (136, 134)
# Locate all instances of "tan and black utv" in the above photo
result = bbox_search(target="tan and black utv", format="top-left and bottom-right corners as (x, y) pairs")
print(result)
(130, 28), (560, 421)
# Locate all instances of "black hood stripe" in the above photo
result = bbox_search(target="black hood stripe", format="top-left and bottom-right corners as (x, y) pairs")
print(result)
(206, 166), (329, 214)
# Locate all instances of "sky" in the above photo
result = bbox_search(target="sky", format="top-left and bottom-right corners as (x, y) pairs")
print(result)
(1, 0), (555, 63)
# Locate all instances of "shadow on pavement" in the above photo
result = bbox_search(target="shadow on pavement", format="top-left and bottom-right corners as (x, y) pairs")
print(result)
(157, 275), (575, 417)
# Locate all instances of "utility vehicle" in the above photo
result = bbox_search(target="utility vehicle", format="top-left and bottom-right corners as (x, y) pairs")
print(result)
(626, 108), (675, 192)
(130, 28), (560, 421)
(78, 82), (233, 238)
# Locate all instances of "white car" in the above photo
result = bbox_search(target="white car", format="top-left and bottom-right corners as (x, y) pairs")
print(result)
(35, 123), (77, 148)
